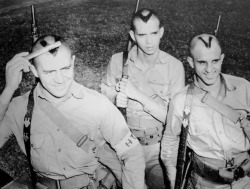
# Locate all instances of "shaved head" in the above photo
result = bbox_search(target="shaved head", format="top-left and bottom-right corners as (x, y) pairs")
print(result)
(32, 35), (72, 66)
(189, 34), (222, 58)
(130, 8), (162, 31)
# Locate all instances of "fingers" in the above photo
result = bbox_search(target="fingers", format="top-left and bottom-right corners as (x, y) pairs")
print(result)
(118, 78), (128, 93)
(5, 52), (31, 91)
(6, 52), (31, 72)
(116, 92), (128, 108)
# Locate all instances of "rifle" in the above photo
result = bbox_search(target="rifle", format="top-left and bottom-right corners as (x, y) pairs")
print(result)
(214, 15), (221, 37)
(118, 0), (139, 119)
(174, 84), (194, 189)
(31, 5), (39, 43)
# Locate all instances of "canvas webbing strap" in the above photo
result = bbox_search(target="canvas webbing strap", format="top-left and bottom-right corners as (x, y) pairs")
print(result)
(24, 88), (119, 189)
(23, 86), (37, 188)
(122, 51), (129, 79)
(38, 99), (93, 153)
(175, 83), (194, 189)
(118, 51), (129, 120)
(201, 92), (241, 124)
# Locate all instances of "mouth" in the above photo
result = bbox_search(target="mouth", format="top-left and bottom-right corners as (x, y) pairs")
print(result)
(146, 46), (154, 50)
(204, 72), (216, 79)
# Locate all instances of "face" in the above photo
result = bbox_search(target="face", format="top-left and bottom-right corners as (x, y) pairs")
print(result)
(130, 16), (164, 56)
(31, 45), (75, 99)
(188, 41), (224, 87)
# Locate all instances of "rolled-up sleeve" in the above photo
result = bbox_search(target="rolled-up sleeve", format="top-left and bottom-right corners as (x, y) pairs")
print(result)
(0, 101), (15, 148)
(101, 53), (123, 104)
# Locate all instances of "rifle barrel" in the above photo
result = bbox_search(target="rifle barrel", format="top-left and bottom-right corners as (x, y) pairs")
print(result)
(31, 5), (38, 43)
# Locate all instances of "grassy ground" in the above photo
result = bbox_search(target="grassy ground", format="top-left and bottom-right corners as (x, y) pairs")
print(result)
(0, 0), (250, 178)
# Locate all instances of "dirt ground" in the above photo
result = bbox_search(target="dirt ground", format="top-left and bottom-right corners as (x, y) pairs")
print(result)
(0, 0), (250, 179)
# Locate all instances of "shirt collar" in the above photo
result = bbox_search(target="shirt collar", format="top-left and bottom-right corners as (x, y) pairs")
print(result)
(128, 46), (165, 68)
(36, 81), (84, 102)
(193, 73), (236, 94)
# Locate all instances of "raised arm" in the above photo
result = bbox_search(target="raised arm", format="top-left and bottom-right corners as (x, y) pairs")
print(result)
(0, 52), (30, 121)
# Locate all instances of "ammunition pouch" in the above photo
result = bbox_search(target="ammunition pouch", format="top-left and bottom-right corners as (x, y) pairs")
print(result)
(192, 151), (250, 184)
(127, 117), (163, 145)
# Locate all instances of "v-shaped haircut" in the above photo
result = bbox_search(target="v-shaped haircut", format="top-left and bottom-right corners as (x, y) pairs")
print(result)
(130, 8), (162, 31)
(188, 34), (222, 58)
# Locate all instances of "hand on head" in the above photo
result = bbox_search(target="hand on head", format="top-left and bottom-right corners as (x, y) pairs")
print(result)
(5, 52), (31, 92)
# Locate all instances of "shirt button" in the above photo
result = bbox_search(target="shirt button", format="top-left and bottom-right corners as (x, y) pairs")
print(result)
(57, 129), (60, 132)
(58, 149), (61, 152)
(63, 167), (66, 170)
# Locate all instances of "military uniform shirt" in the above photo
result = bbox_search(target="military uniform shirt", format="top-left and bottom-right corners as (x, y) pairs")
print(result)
(0, 81), (145, 189)
(161, 73), (250, 181)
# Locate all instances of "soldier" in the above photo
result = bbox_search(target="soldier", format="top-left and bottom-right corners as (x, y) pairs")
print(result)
(161, 33), (250, 189)
(101, 8), (185, 189)
(0, 35), (146, 189)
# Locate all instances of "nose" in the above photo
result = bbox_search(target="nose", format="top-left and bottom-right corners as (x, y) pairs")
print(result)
(205, 62), (213, 72)
(146, 35), (152, 44)
(54, 71), (63, 83)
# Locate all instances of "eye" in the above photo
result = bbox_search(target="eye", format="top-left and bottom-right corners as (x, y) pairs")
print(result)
(212, 59), (220, 64)
(152, 31), (158, 35)
(197, 61), (206, 64)
(137, 34), (145, 37)
(44, 71), (54, 75)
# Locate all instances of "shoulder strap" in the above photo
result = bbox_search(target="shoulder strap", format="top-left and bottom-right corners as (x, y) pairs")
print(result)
(175, 83), (194, 189)
(38, 99), (94, 153)
(122, 51), (129, 79)
(23, 86), (37, 188)
(118, 51), (129, 120)
(201, 92), (241, 123)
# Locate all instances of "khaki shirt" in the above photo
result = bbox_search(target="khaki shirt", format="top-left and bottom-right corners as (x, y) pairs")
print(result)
(101, 46), (185, 125)
(0, 81), (146, 189)
(161, 73), (250, 182)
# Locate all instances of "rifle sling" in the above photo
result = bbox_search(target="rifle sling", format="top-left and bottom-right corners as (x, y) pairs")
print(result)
(175, 83), (194, 189)
(23, 86), (37, 188)
(201, 92), (241, 124)
(118, 51), (129, 119)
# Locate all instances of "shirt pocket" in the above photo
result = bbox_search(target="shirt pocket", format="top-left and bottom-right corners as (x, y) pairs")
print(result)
(189, 128), (213, 151)
(30, 133), (50, 174)
(148, 81), (170, 101)
(189, 104), (213, 151)
(225, 118), (245, 144)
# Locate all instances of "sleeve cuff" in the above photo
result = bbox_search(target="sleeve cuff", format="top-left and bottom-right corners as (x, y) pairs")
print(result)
(113, 132), (139, 156)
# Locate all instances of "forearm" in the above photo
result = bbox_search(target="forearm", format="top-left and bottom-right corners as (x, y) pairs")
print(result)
(119, 144), (146, 189)
(161, 129), (179, 188)
(0, 87), (15, 122)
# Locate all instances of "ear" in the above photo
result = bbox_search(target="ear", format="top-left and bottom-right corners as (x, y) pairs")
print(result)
(72, 55), (75, 67)
(187, 56), (194, 68)
(30, 65), (38, 78)
(159, 27), (164, 38)
(129, 30), (135, 42)
(220, 53), (225, 64)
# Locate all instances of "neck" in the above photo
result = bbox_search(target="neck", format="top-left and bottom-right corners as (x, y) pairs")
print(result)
(196, 76), (222, 98)
(38, 84), (70, 106)
(136, 47), (159, 66)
